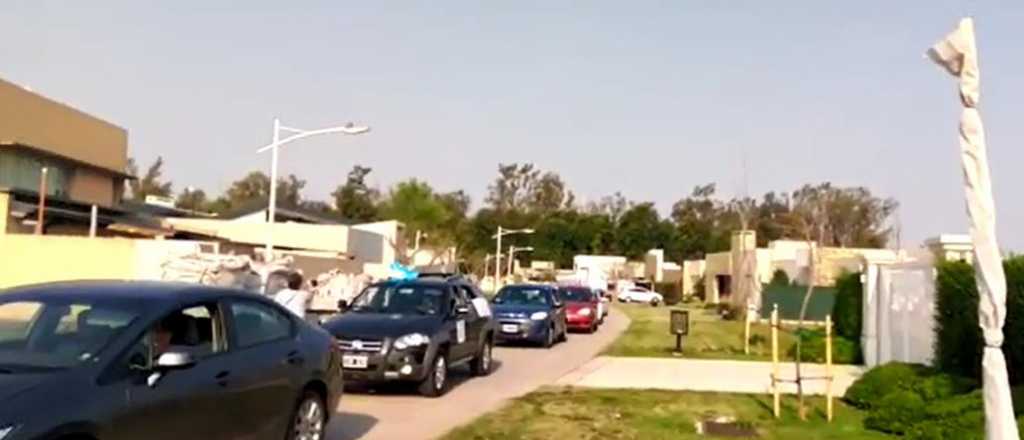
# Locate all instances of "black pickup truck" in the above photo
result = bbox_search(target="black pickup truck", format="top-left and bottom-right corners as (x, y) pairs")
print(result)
(322, 274), (496, 397)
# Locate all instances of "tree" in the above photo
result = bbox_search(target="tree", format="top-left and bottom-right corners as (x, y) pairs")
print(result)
(331, 165), (380, 223)
(378, 179), (450, 243)
(175, 188), (207, 212)
(486, 163), (540, 212)
(670, 183), (730, 260)
(587, 192), (631, 225)
(214, 171), (307, 213)
(126, 157), (173, 201)
(616, 203), (675, 260)
(527, 171), (575, 213)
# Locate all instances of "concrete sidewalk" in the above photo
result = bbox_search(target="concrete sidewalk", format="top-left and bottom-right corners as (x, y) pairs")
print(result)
(557, 356), (866, 396)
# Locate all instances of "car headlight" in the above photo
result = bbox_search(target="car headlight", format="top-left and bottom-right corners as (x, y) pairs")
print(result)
(530, 311), (549, 321)
(393, 333), (430, 350)
(0, 425), (17, 440)
(578, 308), (592, 316)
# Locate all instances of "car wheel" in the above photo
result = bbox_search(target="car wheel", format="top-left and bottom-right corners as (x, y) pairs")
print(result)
(287, 391), (326, 440)
(470, 337), (494, 376)
(542, 326), (555, 348)
(419, 350), (449, 398)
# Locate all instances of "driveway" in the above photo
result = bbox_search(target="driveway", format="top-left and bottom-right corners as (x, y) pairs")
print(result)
(326, 309), (630, 440)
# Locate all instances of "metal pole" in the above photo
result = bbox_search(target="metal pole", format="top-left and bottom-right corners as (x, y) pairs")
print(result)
(89, 205), (98, 238)
(265, 117), (280, 260)
(35, 167), (47, 235)
(494, 226), (502, 291)
(507, 245), (515, 279)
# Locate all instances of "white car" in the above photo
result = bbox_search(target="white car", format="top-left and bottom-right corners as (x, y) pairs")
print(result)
(617, 287), (664, 305)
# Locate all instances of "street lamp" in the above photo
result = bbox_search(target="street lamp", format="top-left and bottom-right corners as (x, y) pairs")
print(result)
(257, 118), (370, 259)
(492, 226), (534, 290)
(506, 245), (534, 279)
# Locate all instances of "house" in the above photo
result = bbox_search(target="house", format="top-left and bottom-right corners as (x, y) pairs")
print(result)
(0, 77), (168, 237)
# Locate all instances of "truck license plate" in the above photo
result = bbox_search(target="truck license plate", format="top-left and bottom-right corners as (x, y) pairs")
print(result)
(342, 354), (368, 369)
(501, 324), (519, 333)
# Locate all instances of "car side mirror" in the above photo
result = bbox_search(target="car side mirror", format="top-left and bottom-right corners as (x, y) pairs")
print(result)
(147, 351), (195, 388)
(156, 351), (195, 370)
(337, 299), (349, 312)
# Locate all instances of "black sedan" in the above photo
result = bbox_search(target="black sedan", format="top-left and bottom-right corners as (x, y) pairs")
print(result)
(0, 281), (343, 440)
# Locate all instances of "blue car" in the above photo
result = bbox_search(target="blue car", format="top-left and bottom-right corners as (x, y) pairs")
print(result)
(492, 284), (568, 348)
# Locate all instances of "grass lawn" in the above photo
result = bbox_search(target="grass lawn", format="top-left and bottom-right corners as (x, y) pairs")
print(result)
(443, 388), (891, 440)
(603, 302), (801, 361)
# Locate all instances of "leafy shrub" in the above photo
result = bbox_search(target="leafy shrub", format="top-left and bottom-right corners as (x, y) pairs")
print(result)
(863, 390), (926, 434)
(786, 329), (859, 364)
(832, 272), (862, 342)
(843, 362), (934, 409)
(904, 391), (984, 440)
(934, 256), (1024, 384)
(913, 373), (976, 401)
(656, 282), (683, 306)
(769, 269), (790, 286)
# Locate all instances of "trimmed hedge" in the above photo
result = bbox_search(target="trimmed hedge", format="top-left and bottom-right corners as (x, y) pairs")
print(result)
(832, 272), (862, 342)
(935, 256), (1024, 384)
(844, 362), (936, 409)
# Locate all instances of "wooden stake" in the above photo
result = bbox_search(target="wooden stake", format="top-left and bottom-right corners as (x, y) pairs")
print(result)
(771, 304), (780, 418)
(826, 314), (834, 422)
(744, 309), (751, 355)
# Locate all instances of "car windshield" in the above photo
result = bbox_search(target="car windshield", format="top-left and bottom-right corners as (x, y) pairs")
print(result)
(349, 284), (446, 315)
(557, 288), (593, 302)
(494, 287), (550, 306)
(0, 298), (142, 371)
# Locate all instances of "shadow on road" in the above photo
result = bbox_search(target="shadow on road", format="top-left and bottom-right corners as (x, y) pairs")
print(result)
(343, 360), (506, 397)
(326, 411), (378, 440)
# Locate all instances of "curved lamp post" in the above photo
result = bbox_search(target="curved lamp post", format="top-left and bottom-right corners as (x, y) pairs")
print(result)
(257, 118), (370, 259)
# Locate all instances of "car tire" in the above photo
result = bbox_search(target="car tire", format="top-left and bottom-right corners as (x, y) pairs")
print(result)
(419, 349), (450, 398)
(286, 390), (326, 440)
(542, 326), (555, 348)
(470, 336), (494, 376)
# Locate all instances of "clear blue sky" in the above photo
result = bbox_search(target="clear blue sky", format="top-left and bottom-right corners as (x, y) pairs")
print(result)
(3, 1), (1022, 250)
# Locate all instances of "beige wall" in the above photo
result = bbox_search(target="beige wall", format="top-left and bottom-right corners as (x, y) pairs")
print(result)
(0, 235), (137, 289)
(167, 218), (350, 254)
(0, 235), (213, 289)
(68, 167), (118, 207)
(0, 78), (127, 174)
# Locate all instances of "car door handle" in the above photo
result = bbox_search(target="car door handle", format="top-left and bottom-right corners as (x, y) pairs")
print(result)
(215, 371), (231, 387)
(285, 351), (305, 366)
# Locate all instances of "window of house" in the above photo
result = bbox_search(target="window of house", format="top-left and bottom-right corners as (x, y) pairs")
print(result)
(0, 150), (71, 197)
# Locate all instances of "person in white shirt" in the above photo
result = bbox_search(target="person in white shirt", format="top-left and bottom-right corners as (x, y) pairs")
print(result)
(274, 272), (311, 319)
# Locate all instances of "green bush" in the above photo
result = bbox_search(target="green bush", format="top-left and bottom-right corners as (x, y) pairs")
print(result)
(769, 269), (790, 286)
(935, 256), (1024, 384)
(786, 329), (859, 364)
(843, 362), (934, 409)
(904, 391), (984, 440)
(863, 390), (926, 434)
(656, 282), (683, 306)
(832, 272), (862, 342)
(715, 302), (742, 321)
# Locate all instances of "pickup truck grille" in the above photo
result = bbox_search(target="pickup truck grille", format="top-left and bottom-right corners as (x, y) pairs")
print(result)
(337, 338), (385, 353)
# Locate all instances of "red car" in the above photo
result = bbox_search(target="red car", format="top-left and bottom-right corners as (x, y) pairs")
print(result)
(557, 286), (602, 333)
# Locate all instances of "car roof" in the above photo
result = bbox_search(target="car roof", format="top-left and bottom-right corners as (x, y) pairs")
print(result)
(0, 281), (254, 310)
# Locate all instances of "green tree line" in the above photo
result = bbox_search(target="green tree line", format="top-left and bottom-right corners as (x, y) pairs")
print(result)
(127, 158), (898, 268)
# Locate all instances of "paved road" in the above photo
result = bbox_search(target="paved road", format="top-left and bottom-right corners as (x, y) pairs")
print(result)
(326, 310), (630, 440)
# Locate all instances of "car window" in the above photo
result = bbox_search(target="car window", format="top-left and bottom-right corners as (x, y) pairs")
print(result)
(141, 304), (224, 366)
(0, 299), (141, 369)
(557, 288), (593, 302)
(349, 284), (446, 316)
(493, 286), (550, 306)
(229, 301), (292, 348)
